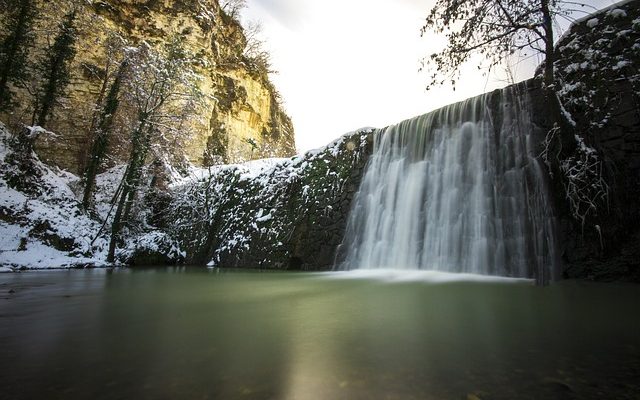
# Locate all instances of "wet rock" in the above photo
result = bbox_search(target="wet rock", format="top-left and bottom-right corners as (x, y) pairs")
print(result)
(165, 128), (374, 270)
(532, 1), (640, 282)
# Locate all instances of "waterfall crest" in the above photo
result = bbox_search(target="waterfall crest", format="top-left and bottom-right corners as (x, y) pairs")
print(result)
(337, 86), (558, 279)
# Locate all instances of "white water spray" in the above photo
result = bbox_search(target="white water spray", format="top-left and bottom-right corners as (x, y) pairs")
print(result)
(337, 87), (558, 279)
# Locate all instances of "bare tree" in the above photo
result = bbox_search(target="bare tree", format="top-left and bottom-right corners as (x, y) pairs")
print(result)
(106, 38), (202, 262)
(221, 0), (246, 20)
(243, 20), (275, 74)
(81, 34), (129, 208)
(421, 0), (609, 227)
(82, 55), (128, 209)
(420, 0), (591, 90)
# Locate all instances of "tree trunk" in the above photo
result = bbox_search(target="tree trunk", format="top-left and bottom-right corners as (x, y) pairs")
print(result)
(106, 118), (148, 262)
(540, 0), (555, 89)
(105, 111), (155, 262)
(36, 60), (61, 127)
(0, 74), (10, 109)
(122, 123), (152, 221)
(540, 0), (576, 155)
(106, 183), (130, 263)
(82, 61), (127, 208)
(81, 130), (107, 208)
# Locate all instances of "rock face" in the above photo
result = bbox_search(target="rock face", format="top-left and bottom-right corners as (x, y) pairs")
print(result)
(0, 123), (111, 269)
(2, 1), (639, 281)
(158, 1), (640, 279)
(164, 129), (373, 270)
(0, 0), (295, 173)
(546, 1), (640, 281)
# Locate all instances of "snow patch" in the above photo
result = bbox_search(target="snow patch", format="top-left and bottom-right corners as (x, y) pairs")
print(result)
(613, 60), (631, 70)
(608, 8), (627, 18)
(0, 123), (110, 270)
(256, 213), (272, 222)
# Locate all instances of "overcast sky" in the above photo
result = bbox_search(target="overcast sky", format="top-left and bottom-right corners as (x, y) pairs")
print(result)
(242, 0), (620, 153)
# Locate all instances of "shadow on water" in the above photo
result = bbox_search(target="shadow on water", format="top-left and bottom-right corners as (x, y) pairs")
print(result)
(0, 268), (639, 399)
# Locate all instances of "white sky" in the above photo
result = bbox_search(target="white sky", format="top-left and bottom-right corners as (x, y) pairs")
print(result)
(242, 0), (620, 153)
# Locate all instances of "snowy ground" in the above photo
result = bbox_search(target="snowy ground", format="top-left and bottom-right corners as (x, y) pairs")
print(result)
(0, 124), (109, 271)
(0, 120), (369, 271)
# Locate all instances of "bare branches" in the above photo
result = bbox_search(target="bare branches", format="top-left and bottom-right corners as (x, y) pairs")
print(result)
(421, 0), (610, 231)
(220, 0), (246, 20)
(420, 0), (585, 90)
(242, 20), (276, 74)
(106, 37), (204, 262)
(559, 136), (609, 227)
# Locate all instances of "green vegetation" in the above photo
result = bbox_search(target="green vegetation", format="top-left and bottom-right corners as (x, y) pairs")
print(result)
(0, 0), (36, 111)
(82, 59), (128, 209)
(34, 9), (77, 127)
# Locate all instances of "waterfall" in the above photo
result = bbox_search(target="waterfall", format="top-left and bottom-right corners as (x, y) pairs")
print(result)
(337, 86), (558, 279)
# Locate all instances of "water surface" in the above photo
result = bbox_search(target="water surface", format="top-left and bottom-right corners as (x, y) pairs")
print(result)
(0, 268), (639, 399)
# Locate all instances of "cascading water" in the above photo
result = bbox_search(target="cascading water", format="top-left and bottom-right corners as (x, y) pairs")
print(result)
(337, 86), (558, 280)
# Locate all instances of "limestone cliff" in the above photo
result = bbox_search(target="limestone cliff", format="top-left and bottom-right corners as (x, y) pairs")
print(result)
(0, 0), (295, 173)
(152, 2), (640, 279)
(3, 1), (639, 282)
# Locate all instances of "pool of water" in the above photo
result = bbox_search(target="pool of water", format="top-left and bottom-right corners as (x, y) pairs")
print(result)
(0, 268), (639, 399)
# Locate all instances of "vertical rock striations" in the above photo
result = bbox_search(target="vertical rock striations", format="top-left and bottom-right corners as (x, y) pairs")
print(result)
(0, 0), (295, 173)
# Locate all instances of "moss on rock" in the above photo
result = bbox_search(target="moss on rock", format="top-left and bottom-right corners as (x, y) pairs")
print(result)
(166, 128), (374, 270)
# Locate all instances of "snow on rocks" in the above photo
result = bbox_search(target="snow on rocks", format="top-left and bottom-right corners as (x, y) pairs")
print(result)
(608, 8), (628, 19)
(0, 122), (190, 269)
(0, 123), (109, 270)
(551, 0), (639, 130)
(547, 0), (639, 227)
(167, 128), (373, 269)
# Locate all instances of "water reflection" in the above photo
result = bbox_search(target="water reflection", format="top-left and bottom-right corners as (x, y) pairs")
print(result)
(0, 269), (638, 399)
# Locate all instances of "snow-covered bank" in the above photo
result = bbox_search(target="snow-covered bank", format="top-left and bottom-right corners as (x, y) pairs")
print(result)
(0, 121), (373, 271)
(0, 124), (108, 270)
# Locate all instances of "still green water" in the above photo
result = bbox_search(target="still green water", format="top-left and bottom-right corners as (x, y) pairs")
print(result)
(0, 268), (639, 400)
